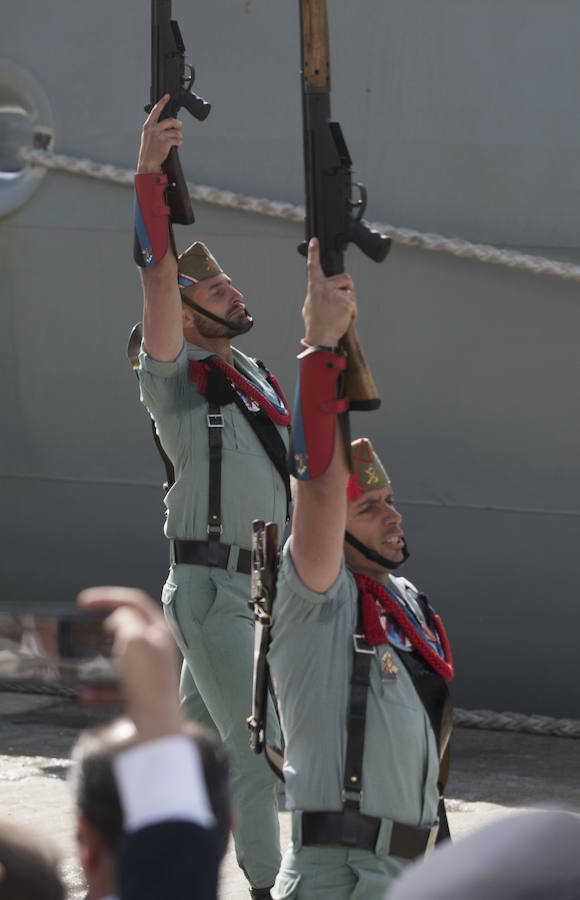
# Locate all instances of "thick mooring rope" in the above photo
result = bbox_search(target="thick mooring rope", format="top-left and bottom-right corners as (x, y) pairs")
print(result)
(453, 707), (580, 739)
(21, 148), (580, 282)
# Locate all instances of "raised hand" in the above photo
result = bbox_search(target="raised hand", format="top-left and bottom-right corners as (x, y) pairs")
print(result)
(302, 237), (357, 347)
(137, 94), (183, 174)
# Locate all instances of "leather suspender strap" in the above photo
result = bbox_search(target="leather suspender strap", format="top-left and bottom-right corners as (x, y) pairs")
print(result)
(206, 402), (224, 566)
(342, 612), (374, 842)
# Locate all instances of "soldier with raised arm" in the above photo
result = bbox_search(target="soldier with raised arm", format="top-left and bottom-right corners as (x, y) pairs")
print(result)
(268, 238), (454, 899)
(131, 95), (290, 898)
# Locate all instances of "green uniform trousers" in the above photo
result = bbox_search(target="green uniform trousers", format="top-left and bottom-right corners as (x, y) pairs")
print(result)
(162, 562), (281, 890)
(272, 813), (410, 899)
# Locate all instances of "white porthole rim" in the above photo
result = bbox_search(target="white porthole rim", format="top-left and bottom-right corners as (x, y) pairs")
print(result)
(0, 58), (54, 215)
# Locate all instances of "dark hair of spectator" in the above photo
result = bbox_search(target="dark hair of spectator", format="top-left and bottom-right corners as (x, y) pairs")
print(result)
(0, 821), (65, 900)
(70, 717), (231, 857)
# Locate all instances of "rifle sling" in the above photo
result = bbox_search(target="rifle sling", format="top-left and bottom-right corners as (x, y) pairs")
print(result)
(395, 649), (453, 764)
(394, 644), (452, 846)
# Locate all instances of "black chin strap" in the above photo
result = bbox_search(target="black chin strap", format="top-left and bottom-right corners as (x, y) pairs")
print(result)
(344, 532), (410, 571)
(180, 291), (254, 333)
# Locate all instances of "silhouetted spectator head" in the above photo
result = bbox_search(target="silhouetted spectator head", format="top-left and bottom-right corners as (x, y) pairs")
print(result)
(70, 716), (231, 897)
(0, 820), (65, 900)
(389, 809), (580, 900)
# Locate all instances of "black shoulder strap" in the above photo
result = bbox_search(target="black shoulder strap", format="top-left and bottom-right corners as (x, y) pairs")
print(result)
(393, 590), (453, 846)
(229, 390), (291, 513)
(397, 590), (454, 761)
(342, 608), (374, 820)
(206, 402), (224, 564)
(395, 650), (452, 759)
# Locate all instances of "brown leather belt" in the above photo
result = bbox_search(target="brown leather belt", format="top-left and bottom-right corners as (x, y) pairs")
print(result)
(172, 539), (252, 575)
(300, 811), (438, 860)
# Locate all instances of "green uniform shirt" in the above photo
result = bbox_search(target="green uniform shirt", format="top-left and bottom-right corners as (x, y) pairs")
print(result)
(138, 341), (289, 546)
(268, 542), (440, 826)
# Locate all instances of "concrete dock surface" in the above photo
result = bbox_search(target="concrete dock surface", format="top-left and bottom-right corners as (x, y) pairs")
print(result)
(1, 691), (579, 899)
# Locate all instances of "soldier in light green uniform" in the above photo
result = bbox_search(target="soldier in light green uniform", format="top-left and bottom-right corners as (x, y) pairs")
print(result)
(132, 96), (289, 898)
(269, 238), (453, 899)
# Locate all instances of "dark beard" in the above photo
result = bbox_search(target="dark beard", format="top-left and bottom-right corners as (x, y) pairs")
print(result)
(181, 290), (254, 337)
(193, 309), (254, 338)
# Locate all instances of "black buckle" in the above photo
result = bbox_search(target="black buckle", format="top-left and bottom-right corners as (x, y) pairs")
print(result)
(341, 787), (363, 805)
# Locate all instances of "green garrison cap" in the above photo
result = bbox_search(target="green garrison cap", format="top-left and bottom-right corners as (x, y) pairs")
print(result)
(177, 241), (224, 287)
(347, 437), (391, 501)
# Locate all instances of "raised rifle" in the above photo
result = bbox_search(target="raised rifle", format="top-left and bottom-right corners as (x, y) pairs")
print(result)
(299, 0), (391, 410)
(147, 0), (211, 225)
(247, 520), (284, 779)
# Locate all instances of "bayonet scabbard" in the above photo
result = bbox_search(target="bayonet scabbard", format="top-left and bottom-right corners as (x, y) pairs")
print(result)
(248, 520), (279, 755)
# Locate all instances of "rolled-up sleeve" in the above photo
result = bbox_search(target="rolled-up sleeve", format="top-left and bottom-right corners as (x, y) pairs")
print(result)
(137, 343), (190, 419)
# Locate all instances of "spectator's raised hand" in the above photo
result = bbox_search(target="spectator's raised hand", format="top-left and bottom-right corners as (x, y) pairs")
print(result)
(77, 586), (181, 741)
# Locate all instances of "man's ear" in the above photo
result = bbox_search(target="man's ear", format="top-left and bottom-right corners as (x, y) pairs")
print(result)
(181, 302), (196, 328)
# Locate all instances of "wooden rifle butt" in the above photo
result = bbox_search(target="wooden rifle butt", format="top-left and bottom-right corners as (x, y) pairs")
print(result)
(340, 322), (381, 411)
(300, 0), (330, 92)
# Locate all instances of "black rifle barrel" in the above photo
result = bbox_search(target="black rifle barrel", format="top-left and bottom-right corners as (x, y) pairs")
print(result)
(148, 0), (211, 225)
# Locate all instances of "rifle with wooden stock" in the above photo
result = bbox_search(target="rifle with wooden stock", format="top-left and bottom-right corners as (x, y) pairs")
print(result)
(147, 0), (211, 225)
(299, 0), (391, 410)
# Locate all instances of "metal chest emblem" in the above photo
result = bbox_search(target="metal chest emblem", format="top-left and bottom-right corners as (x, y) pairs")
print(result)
(380, 648), (399, 679)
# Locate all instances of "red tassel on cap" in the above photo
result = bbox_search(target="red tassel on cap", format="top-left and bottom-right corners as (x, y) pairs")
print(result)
(347, 475), (364, 501)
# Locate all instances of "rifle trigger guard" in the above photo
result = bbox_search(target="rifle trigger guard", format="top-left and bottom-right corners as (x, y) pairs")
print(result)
(349, 182), (368, 222)
(183, 64), (195, 91)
